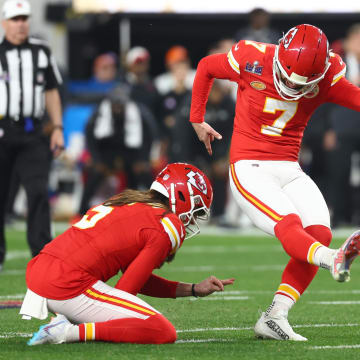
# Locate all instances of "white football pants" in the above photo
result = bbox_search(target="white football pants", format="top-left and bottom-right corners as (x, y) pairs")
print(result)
(47, 281), (160, 324)
(229, 160), (330, 235)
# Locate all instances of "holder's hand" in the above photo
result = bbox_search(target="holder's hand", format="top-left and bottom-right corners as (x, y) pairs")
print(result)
(193, 276), (235, 297)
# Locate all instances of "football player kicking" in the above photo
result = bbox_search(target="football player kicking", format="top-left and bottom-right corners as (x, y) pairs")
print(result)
(190, 24), (360, 341)
(21, 163), (234, 345)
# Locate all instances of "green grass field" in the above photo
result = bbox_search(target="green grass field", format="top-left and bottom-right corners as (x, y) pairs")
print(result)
(1, 225), (360, 360)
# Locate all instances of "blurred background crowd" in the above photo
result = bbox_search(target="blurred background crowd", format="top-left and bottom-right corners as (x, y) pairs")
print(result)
(5, 1), (360, 229)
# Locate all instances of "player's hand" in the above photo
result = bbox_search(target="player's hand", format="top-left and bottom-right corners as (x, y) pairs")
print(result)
(191, 122), (222, 156)
(194, 276), (235, 297)
(50, 128), (65, 158)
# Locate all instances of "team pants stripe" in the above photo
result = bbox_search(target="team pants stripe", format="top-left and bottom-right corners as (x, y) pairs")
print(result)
(230, 163), (283, 222)
(307, 241), (323, 264)
(276, 283), (300, 302)
(85, 287), (156, 316)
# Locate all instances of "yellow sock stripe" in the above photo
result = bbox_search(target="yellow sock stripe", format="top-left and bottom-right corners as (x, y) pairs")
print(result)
(307, 241), (322, 264)
(85, 323), (95, 341)
(86, 289), (156, 316)
(277, 284), (300, 302)
(230, 164), (283, 222)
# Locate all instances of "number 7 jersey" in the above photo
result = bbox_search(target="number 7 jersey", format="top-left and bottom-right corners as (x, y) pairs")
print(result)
(190, 40), (360, 162)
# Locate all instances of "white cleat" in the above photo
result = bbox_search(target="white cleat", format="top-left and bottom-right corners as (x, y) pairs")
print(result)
(28, 314), (72, 346)
(254, 312), (307, 341)
(331, 230), (360, 283)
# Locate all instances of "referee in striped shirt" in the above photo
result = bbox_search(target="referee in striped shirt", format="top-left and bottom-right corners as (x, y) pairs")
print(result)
(0, 0), (63, 271)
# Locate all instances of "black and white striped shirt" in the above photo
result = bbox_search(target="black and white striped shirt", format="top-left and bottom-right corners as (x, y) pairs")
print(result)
(0, 36), (62, 121)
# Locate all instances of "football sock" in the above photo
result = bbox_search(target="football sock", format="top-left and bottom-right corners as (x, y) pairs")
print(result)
(311, 246), (335, 269)
(306, 224), (334, 269)
(65, 324), (81, 342)
(265, 295), (294, 318)
(77, 314), (176, 344)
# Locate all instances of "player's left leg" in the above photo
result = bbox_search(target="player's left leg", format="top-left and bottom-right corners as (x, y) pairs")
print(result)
(28, 281), (177, 345)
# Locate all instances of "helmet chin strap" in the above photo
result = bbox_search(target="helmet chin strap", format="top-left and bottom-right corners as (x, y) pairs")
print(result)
(187, 182), (195, 210)
(170, 183), (176, 214)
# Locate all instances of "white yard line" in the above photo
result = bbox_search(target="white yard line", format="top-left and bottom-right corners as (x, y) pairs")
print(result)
(209, 290), (360, 295)
(165, 264), (284, 272)
(177, 323), (360, 333)
(190, 296), (250, 301)
(176, 338), (235, 343)
(1, 269), (25, 275)
(310, 345), (360, 350)
(293, 323), (360, 329)
(5, 250), (30, 261)
(308, 301), (360, 305)
(180, 245), (282, 254)
(0, 294), (25, 299)
(178, 327), (252, 333)
(0, 332), (32, 339)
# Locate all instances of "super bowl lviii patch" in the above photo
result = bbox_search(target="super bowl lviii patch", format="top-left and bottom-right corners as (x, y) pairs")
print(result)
(245, 61), (263, 75)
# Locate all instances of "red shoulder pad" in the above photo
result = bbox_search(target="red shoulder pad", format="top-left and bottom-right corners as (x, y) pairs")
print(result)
(327, 52), (346, 87)
(227, 40), (270, 76)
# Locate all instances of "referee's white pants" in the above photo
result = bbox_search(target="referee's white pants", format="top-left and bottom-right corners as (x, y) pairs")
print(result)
(229, 160), (331, 235)
(47, 281), (160, 324)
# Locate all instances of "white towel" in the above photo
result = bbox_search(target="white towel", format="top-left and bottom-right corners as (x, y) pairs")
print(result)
(19, 288), (49, 320)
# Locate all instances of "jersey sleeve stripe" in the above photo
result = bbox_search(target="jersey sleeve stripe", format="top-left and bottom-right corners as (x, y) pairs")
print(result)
(331, 66), (346, 86)
(227, 50), (240, 74)
(161, 217), (180, 253)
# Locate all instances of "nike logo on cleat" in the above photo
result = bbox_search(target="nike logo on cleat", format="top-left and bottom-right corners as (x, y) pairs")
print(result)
(320, 262), (330, 270)
(265, 320), (290, 340)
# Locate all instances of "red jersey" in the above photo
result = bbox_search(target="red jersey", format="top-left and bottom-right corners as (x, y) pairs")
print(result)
(190, 40), (360, 162)
(26, 203), (185, 300)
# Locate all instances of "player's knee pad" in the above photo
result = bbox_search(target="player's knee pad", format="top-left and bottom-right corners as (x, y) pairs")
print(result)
(304, 224), (332, 247)
(148, 314), (177, 344)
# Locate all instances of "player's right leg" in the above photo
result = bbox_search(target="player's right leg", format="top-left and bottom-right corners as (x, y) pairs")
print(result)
(28, 281), (176, 345)
(229, 160), (360, 340)
(230, 161), (360, 277)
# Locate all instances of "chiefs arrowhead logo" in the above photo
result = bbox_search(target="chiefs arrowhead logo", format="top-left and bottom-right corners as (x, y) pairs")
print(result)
(283, 28), (298, 49)
(187, 170), (207, 195)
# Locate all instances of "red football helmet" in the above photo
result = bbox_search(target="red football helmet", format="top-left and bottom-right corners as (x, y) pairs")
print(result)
(273, 24), (330, 100)
(150, 163), (213, 239)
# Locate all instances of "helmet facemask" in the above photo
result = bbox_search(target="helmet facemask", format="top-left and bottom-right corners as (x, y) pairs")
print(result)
(171, 183), (210, 239)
